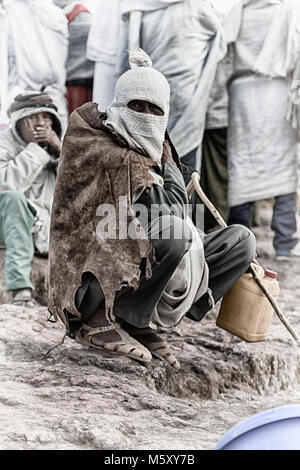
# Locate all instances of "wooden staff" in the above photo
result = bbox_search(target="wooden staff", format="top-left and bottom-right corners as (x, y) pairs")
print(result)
(188, 172), (300, 348)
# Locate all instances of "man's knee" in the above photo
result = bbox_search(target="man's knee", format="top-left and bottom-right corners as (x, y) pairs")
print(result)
(165, 216), (192, 259)
(231, 224), (256, 265)
(0, 190), (28, 210)
(151, 215), (192, 261)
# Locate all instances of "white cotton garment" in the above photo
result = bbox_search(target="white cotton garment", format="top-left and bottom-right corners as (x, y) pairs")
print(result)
(103, 49), (170, 164)
(119, 0), (224, 164)
(227, 0), (300, 206)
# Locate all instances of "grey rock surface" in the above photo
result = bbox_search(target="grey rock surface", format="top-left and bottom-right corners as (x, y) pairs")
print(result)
(0, 204), (300, 450)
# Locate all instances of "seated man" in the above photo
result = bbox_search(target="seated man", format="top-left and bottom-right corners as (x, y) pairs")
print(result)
(48, 50), (255, 369)
(0, 91), (62, 306)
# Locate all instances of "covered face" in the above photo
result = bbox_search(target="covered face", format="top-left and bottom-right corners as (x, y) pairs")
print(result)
(18, 112), (54, 142)
(8, 91), (62, 144)
(103, 49), (170, 164)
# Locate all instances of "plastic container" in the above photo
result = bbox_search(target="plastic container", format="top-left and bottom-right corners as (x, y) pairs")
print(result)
(216, 264), (280, 342)
(215, 405), (300, 450)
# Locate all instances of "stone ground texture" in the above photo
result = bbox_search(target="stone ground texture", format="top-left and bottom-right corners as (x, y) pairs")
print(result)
(0, 204), (300, 450)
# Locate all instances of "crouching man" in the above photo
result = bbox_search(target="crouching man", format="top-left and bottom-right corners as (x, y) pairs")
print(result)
(48, 51), (255, 369)
(0, 92), (62, 306)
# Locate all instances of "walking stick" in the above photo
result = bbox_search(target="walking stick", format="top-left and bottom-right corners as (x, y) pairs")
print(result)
(187, 172), (300, 348)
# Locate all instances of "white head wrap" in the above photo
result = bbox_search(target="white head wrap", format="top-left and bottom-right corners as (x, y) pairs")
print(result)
(103, 49), (170, 164)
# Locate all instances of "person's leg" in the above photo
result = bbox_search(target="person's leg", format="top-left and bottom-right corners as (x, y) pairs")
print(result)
(200, 128), (229, 231)
(181, 148), (203, 227)
(73, 215), (191, 366)
(181, 148), (198, 187)
(188, 224), (256, 321)
(271, 193), (299, 256)
(228, 202), (254, 228)
(75, 215), (192, 328)
(0, 191), (35, 292)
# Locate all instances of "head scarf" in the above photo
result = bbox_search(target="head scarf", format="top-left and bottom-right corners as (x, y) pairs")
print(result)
(8, 90), (62, 142)
(103, 49), (170, 164)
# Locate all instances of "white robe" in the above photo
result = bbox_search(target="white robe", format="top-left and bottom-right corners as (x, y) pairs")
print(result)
(0, 0), (69, 131)
(227, 0), (300, 207)
(119, 0), (223, 162)
(87, 1), (226, 163)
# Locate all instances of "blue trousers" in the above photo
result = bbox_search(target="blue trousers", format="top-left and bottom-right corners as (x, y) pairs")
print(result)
(229, 193), (298, 254)
(0, 190), (35, 291)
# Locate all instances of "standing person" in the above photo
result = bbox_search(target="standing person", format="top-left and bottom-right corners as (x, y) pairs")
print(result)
(227, 0), (300, 260)
(54, 0), (94, 115)
(200, 52), (233, 231)
(86, 0), (120, 111)
(118, 0), (224, 189)
(0, 91), (62, 306)
(48, 50), (256, 369)
(87, 1), (224, 181)
(0, 0), (68, 131)
(200, 0), (243, 231)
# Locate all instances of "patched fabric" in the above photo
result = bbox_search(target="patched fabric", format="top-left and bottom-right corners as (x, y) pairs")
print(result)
(48, 102), (158, 324)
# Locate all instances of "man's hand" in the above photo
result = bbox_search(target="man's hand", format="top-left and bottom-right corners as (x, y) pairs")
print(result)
(20, 118), (37, 144)
(33, 127), (62, 156)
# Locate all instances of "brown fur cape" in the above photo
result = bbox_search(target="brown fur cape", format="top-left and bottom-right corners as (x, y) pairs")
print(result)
(48, 102), (162, 324)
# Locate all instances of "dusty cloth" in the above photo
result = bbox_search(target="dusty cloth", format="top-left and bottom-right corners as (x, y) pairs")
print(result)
(0, 93), (61, 254)
(104, 49), (170, 165)
(48, 102), (160, 325)
(73, 160), (208, 330)
(227, 0), (300, 207)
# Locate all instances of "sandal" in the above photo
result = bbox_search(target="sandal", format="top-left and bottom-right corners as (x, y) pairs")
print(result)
(75, 322), (152, 365)
(11, 288), (40, 308)
(122, 324), (181, 371)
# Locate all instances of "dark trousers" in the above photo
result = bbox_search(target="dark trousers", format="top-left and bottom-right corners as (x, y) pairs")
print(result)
(188, 224), (255, 321)
(229, 193), (298, 254)
(181, 128), (228, 231)
(74, 220), (255, 329)
(201, 128), (229, 231)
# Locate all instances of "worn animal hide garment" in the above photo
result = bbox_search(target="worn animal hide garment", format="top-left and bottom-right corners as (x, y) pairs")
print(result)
(48, 102), (159, 325)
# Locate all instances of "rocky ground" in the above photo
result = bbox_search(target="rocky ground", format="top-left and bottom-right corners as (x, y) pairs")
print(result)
(0, 204), (300, 450)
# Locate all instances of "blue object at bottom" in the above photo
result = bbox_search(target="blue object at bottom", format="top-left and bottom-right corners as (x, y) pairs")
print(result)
(215, 405), (300, 450)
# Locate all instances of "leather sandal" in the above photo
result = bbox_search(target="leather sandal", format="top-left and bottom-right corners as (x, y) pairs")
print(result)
(75, 322), (152, 365)
(122, 325), (181, 371)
